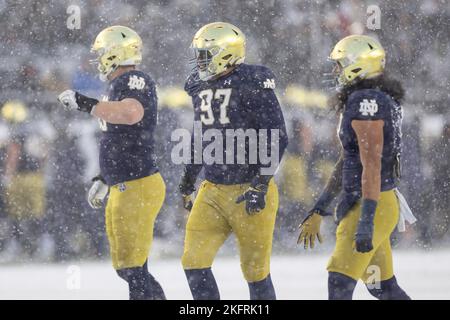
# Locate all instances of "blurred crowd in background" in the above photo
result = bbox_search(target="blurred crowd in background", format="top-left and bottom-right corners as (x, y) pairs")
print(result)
(0, 0), (449, 263)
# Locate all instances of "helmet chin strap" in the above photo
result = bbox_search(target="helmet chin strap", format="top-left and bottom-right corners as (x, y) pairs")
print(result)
(100, 64), (136, 82)
(99, 63), (119, 82)
(99, 73), (109, 82)
(199, 63), (240, 82)
(198, 69), (214, 81)
(98, 63), (115, 82)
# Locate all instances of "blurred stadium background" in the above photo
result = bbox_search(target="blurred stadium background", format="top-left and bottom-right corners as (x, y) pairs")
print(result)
(0, 0), (449, 264)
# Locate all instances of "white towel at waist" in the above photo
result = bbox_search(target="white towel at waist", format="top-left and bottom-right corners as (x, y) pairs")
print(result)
(394, 188), (417, 232)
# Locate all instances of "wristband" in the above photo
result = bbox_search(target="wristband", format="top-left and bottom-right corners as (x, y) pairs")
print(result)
(76, 92), (99, 113)
(360, 198), (378, 222)
(92, 175), (106, 184)
(251, 174), (272, 190)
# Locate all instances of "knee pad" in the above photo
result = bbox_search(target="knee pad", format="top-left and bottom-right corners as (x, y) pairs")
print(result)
(184, 268), (220, 300)
(367, 276), (411, 300)
(248, 274), (276, 300)
(328, 272), (357, 300)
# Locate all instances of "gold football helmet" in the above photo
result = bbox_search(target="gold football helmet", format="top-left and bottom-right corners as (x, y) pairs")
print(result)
(329, 35), (385, 88)
(1, 100), (28, 123)
(191, 22), (246, 81)
(91, 25), (142, 81)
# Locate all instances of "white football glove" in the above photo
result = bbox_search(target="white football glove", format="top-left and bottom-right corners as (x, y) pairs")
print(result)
(57, 90), (78, 111)
(87, 177), (109, 209)
(58, 90), (99, 113)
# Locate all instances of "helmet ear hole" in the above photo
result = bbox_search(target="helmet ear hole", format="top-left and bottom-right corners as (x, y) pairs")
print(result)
(222, 54), (232, 60)
(352, 68), (362, 74)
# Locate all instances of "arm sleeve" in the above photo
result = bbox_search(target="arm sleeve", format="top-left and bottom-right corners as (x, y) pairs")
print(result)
(180, 90), (203, 194)
(313, 152), (343, 213)
(181, 126), (203, 191)
(180, 163), (202, 194)
(243, 76), (288, 183)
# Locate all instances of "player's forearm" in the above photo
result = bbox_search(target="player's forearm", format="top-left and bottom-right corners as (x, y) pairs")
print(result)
(92, 98), (144, 125)
(361, 160), (381, 201)
(313, 154), (343, 212)
(185, 129), (203, 182)
(185, 163), (203, 179)
(179, 164), (202, 195)
(251, 128), (287, 189)
(322, 154), (343, 200)
(256, 98), (288, 180)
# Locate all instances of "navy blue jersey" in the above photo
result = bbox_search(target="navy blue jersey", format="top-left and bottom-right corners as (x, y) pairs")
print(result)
(184, 63), (288, 185)
(99, 70), (158, 186)
(339, 88), (402, 193)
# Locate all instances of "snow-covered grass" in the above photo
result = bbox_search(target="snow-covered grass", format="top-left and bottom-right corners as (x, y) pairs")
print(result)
(0, 248), (448, 300)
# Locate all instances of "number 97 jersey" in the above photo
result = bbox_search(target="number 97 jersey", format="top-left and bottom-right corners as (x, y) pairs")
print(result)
(184, 63), (288, 185)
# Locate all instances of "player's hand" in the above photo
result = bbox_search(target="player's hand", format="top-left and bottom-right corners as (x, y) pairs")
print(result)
(354, 221), (374, 253)
(58, 90), (99, 113)
(236, 184), (268, 215)
(179, 172), (196, 212)
(298, 210), (323, 249)
(87, 175), (109, 209)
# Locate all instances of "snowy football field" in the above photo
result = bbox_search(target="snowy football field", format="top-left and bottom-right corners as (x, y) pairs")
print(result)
(0, 248), (449, 300)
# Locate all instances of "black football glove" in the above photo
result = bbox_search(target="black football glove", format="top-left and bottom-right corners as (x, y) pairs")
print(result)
(58, 90), (99, 113)
(236, 183), (268, 215)
(179, 172), (196, 212)
(355, 223), (374, 253)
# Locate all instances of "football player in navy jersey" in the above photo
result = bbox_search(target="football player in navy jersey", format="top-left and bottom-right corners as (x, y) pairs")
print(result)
(298, 35), (410, 300)
(58, 26), (166, 300)
(179, 22), (288, 300)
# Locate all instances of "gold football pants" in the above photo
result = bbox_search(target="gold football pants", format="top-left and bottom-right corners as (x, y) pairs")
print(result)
(327, 190), (399, 282)
(182, 179), (279, 282)
(105, 173), (166, 270)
